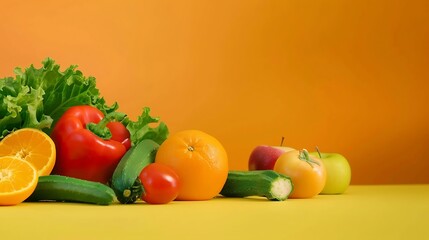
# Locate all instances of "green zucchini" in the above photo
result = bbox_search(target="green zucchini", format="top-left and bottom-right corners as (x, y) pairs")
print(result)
(110, 139), (159, 204)
(26, 175), (116, 205)
(220, 170), (293, 201)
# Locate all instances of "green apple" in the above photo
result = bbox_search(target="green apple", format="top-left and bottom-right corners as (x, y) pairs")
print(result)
(310, 151), (351, 194)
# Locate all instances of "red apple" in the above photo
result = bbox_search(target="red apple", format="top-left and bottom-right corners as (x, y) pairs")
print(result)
(248, 145), (295, 170)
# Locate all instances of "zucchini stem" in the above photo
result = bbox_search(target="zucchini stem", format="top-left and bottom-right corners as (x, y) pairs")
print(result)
(123, 189), (131, 198)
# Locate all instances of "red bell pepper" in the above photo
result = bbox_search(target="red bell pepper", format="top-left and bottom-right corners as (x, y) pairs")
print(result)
(51, 105), (130, 184)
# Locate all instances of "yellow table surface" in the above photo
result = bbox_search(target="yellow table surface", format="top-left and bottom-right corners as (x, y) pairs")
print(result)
(2, 185), (428, 240)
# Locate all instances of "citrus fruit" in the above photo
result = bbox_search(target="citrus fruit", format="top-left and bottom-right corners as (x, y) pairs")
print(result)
(0, 128), (56, 176)
(0, 156), (38, 205)
(155, 130), (229, 200)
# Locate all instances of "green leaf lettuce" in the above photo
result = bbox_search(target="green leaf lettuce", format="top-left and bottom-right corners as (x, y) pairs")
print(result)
(0, 58), (168, 144)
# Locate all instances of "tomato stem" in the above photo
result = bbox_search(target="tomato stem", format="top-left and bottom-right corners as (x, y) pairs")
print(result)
(299, 149), (320, 168)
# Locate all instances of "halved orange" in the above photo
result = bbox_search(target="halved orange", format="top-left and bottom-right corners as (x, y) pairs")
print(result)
(0, 156), (38, 205)
(0, 128), (56, 176)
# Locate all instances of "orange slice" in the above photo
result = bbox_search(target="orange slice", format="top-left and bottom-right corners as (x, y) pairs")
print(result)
(0, 156), (38, 205)
(0, 128), (56, 176)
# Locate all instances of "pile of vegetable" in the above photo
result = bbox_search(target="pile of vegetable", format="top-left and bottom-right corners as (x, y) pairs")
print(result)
(2, 58), (350, 206)
(0, 58), (175, 205)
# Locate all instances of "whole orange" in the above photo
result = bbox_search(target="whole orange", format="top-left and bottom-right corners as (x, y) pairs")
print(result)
(155, 130), (228, 200)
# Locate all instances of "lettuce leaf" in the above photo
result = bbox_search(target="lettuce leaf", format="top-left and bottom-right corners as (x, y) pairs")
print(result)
(125, 107), (169, 146)
(0, 58), (115, 138)
(0, 58), (169, 144)
(0, 77), (52, 137)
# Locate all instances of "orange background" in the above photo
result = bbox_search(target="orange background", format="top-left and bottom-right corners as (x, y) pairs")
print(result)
(1, 0), (428, 184)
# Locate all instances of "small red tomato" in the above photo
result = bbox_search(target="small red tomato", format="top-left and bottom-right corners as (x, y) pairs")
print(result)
(139, 163), (180, 204)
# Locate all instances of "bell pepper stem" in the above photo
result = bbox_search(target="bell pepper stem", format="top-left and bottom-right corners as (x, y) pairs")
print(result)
(86, 112), (127, 140)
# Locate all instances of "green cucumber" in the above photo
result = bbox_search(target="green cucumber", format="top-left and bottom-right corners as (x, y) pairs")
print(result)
(26, 175), (116, 205)
(220, 170), (293, 201)
(110, 139), (159, 204)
